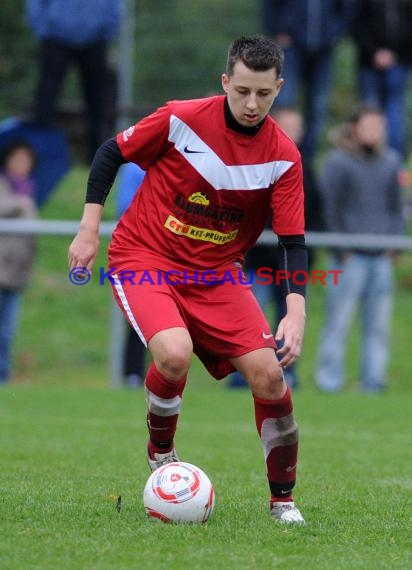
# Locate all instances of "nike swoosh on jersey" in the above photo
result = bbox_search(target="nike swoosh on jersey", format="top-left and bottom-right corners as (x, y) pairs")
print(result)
(168, 114), (294, 191)
(183, 145), (206, 154)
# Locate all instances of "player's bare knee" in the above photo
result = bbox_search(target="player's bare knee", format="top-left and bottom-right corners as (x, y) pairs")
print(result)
(156, 346), (192, 380)
(149, 328), (193, 380)
(248, 364), (284, 399)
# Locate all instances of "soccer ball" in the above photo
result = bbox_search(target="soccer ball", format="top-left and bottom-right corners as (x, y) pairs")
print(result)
(143, 461), (215, 523)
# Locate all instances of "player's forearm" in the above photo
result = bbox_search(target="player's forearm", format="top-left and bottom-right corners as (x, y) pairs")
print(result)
(277, 235), (308, 297)
(286, 293), (306, 319)
(86, 138), (126, 205)
(79, 203), (104, 233)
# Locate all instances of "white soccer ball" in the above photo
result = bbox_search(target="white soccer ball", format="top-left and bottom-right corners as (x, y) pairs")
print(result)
(143, 461), (215, 523)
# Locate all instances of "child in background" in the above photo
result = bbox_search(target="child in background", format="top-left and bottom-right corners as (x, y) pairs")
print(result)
(0, 140), (37, 383)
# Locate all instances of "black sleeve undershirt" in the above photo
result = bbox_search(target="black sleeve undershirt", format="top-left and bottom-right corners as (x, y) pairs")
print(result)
(86, 138), (127, 205)
(277, 235), (308, 297)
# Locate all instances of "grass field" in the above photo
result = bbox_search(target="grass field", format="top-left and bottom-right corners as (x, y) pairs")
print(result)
(1, 382), (411, 570)
(1, 167), (412, 569)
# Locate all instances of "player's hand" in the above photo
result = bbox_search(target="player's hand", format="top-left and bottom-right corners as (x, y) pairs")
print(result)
(275, 294), (306, 369)
(68, 226), (100, 274)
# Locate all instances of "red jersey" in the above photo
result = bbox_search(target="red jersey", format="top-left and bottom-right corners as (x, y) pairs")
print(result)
(109, 95), (304, 273)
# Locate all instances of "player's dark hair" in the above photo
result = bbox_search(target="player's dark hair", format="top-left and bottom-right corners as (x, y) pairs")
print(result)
(226, 35), (284, 78)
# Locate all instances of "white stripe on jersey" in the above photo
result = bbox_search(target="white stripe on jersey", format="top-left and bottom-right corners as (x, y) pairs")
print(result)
(168, 115), (294, 191)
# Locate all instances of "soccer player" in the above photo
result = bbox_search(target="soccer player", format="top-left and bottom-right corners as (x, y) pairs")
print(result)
(68, 36), (307, 524)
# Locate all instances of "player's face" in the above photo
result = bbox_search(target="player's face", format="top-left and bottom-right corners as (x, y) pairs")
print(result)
(222, 61), (283, 127)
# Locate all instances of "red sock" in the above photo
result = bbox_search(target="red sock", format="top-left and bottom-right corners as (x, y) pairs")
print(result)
(271, 495), (294, 504)
(145, 362), (187, 454)
(254, 386), (299, 498)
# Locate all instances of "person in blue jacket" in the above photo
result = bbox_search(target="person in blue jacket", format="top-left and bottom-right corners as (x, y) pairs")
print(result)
(26, 0), (123, 162)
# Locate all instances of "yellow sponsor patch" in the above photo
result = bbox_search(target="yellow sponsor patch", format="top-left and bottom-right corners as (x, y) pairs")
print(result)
(188, 191), (209, 205)
(165, 214), (238, 244)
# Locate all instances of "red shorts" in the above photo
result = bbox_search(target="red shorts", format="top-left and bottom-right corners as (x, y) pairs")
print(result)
(110, 268), (276, 379)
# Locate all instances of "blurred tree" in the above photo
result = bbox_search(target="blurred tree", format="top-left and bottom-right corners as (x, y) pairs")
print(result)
(0, 1), (37, 118)
(133, 0), (259, 105)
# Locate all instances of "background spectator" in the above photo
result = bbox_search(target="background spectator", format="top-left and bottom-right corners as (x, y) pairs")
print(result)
(351, 0), (412, 159)
(316, 105), (404, 393)
(228, 107), (323, 390)
(262, 0), (355, 164)
(25, 0), (123, 163)
(0, 140), (37, 384)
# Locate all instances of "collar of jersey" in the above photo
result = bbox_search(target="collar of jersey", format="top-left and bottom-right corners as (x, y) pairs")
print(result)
(224, 97), (265, 137)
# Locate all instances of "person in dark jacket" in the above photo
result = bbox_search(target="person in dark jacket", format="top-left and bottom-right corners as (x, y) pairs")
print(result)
(351, 0), (412, 158)
(316, 105), (404, 393)
(26, 0), (123, 162)
(262, 0), (355, 164)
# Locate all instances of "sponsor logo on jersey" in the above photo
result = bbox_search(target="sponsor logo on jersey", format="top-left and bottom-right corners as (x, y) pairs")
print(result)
(184, 145), (206, 154)
(188, 192), (209, 205)
(164, 214), (238, 244)
(122, 126), (135, 142)
(174, 193), (243, 223)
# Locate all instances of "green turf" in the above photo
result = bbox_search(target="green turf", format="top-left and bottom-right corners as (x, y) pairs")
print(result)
(2, 166), (412, 568)
(1, 382), (411, 570)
